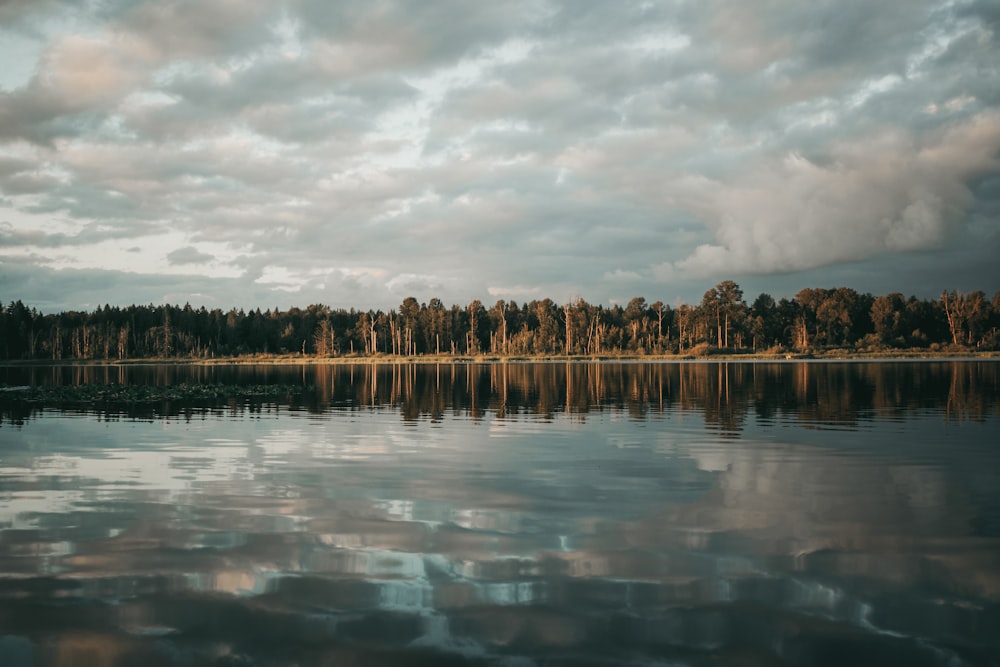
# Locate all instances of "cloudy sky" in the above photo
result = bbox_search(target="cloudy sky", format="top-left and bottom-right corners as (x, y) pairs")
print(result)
(1, 0), (998, 313)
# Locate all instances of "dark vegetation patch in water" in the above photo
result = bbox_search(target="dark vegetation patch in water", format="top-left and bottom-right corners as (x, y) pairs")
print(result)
(0, 383), (318, 424)
(0, 383), (312, 405)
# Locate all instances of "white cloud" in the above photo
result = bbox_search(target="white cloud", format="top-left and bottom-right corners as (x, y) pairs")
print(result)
(254, 265), (302, 290)
(487, 285), (541, 298)
(385, 272), (445, 296)
(667, 111), (1000, 277)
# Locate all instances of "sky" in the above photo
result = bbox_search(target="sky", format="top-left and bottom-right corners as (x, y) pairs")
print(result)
(1, 0), (998, 314)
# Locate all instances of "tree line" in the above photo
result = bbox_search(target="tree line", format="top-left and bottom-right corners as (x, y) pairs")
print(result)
(2, 281), (999, 361)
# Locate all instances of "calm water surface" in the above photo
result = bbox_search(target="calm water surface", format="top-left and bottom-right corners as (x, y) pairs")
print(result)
(0, 361), (998, 666)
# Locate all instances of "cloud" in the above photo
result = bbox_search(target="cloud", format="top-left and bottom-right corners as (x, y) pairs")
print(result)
(603, 269), (642, 282)
(0, 0), (76, 28)
(666, 111), (1000, 278)
(487, 285), (541, 298)
(0, 32), (152, 144)
(385, 272), (444, 296)
(114, 0), (280, 62)
(167, 246), (214, 265)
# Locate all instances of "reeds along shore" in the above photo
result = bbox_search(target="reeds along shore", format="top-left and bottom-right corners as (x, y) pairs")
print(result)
(2, 284), (998, 362)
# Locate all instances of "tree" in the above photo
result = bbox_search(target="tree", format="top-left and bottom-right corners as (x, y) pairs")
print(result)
(158, 306), (173, 357)
(794, 288), (826, 348)
(399, 297), (421, 355)
(675, 304), (695, 351)
(702, 280), (745, 348)
(624, 297), (647, 352)
(649, 301), (670, 352)
(466, 300), (486, 353)
(489, 300), (508, 354)
(359, 311), (379, 354)
(425, 298), (448, 354)
(965, 291), (989, 346)
(940, 290), (988, 346)
(313, 319), (334, 356)
(749, 293), (779, 351)
(871, 293), (905, 345)
(532, 299), (561, 354)
(815, 287), (857, 347)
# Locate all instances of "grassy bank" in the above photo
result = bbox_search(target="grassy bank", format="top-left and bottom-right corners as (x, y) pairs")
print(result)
(1, 348), (997, 367)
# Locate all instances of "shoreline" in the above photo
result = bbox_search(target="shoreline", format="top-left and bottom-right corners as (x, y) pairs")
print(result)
(1, 350), (997, 367)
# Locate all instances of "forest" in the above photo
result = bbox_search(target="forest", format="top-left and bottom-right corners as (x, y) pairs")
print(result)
(1, 281), (998, 361)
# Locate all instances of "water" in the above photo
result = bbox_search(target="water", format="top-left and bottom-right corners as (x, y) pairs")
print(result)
(0, 361), (998, 666)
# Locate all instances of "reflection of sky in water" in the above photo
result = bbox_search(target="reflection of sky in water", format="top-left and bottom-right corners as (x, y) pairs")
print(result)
(1, 364), (999, 665)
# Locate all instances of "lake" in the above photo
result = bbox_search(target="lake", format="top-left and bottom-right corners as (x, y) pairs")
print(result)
(1, 361), (998, 666)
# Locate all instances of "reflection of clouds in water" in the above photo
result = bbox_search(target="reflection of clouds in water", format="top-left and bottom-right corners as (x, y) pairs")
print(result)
(1, 490), (90, 528)
(0, 441), (256, 523)
(487, 420), (561, 438)
(186, 567), (281, 596)
(0, 373), (998, 665)
(449, 508), (530, 534)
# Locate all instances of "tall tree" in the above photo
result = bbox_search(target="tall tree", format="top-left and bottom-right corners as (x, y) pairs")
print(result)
(624, 297), (647, 352)
(675, 304), (695, 351)
(871, 292), (905, 345)
(466, 300), (486, 354)
(313, 319), (334, 356)
(649, 301), (670, 352)
(816, 287), (858, 346)
(702, 280), (745, 348)
(400, 297), (421, 355)
(749, 293), (779, 351)
(940, 290), (987, 346)
(489, 299), (508, 354)
(424, 298), (448, 354)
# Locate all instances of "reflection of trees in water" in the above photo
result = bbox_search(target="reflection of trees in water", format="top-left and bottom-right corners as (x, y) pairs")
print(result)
(946, 361), (997, 422)
(2, 361), (998, 429)
(303, 362), (1000, 430)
